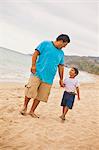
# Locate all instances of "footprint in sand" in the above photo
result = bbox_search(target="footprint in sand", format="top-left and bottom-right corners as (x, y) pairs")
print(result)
(7, 107), (16, 113)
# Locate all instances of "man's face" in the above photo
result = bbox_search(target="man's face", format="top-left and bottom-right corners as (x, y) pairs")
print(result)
(59, 40), (68, 49)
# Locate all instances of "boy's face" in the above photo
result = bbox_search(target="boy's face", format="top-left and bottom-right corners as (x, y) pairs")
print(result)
(69, 68), (76, 77)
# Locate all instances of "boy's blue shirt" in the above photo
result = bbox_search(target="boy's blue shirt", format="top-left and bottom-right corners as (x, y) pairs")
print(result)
(31, 41), (64, 84)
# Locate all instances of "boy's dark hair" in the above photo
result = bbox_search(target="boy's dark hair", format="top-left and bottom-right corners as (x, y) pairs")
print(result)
(56, 34), (70, 43)
(73, 67), (79, 76)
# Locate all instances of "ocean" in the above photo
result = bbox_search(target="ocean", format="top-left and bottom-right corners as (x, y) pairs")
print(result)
(0, 47), (95, 83)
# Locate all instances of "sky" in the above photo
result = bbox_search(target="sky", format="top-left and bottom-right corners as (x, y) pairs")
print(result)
(0, 0), (99, 56)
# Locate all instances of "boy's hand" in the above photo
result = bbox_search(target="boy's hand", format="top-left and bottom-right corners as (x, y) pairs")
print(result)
(59, 79), (64, 87)
(78, 97), (80, 100)
(31, 65), (36, 74)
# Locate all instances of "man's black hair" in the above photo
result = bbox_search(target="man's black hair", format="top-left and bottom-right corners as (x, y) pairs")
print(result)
(56, 34), (70, 43)
(73, 67), (79, 76)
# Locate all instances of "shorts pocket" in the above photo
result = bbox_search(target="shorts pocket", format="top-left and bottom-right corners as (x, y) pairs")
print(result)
(25, 76), (34, 88)
(25, 82), (32, 88)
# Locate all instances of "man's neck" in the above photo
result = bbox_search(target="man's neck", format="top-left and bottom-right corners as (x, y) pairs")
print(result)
(52, 41), (61, 49)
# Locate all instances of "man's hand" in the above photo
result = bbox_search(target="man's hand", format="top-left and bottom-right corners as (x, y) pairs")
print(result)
(31, 65), (36, 74)
(31, 50), (39, 74)
(59, 79), (64, 87)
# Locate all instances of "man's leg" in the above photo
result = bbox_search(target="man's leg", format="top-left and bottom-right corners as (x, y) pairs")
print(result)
(29, 99), (40, 118)
(29, 82), (51, 118)
(23, 96), (31, 110)
(20, 96), (31, 115)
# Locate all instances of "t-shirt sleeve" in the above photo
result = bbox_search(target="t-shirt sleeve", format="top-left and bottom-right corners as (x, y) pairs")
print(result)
(35, 41), (47, 54)
(59, 54), (64, 65)
(75, 80), (80, 87)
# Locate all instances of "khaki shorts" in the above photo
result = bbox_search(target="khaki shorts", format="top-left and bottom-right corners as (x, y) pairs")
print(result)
(25, 76), (52, 102)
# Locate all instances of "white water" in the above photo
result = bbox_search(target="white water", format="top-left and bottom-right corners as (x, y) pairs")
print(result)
(0, 47), (95, 83)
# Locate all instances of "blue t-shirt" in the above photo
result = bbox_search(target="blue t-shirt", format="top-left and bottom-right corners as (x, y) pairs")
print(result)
(31, 41), (64, 84)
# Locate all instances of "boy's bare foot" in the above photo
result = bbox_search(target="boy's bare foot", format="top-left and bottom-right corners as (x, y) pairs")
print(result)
(20, 108), (27, 115)
(29, 112), (39, 118)
(59, 115), (65, 120)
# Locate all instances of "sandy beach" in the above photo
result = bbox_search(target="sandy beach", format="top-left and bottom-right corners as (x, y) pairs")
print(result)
(0, 77), (99, 150)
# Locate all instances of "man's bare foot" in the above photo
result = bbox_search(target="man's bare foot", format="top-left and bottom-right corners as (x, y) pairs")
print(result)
(29, 112), (39, 118)
(20, 107), (27, 116)
(59, 115), (65, 120)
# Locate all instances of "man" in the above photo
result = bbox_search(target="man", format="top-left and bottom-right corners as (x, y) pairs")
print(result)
(20, 34), (70, 118)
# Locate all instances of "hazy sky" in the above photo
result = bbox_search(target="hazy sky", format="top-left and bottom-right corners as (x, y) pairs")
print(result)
(0, 0), (98, 56)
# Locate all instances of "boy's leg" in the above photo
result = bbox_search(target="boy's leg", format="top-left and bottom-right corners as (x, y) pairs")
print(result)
(63, 106), (65, 114)
(63, 106), (69, 116)
(20, 96), (31, 115)
(60, 106), (69, 120)
(29, 99), (40, 118)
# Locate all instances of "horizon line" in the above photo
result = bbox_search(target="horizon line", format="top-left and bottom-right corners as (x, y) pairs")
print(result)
(0, 46), (99, 58)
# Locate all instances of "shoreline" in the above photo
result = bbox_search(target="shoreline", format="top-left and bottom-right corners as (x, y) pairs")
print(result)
(0, 69), (99, 85)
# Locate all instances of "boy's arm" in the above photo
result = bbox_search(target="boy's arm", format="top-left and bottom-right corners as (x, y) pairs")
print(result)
(31, 50), (40, 74)
(58, 64), (64, 87)
(76, 87), (80, 100)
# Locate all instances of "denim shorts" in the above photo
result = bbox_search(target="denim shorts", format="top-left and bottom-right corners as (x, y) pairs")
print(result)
(61, 91), (75, 109)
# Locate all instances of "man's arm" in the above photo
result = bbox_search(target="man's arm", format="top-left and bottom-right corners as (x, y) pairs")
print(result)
(31, 50), (40, 74)
(58, 64), (64, 87)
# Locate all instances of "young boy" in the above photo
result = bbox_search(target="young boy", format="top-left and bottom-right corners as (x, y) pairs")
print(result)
(60, 67), (80, 120)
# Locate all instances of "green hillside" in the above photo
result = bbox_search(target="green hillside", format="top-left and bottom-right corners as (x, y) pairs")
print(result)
(64, 56), (99, 75)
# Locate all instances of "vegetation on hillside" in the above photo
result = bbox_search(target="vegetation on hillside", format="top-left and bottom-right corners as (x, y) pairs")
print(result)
(64, 56), (99, 75)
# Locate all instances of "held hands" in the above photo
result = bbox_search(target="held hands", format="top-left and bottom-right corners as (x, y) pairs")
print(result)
(59, 79), (64, 87)
(31, 65), (36, 74)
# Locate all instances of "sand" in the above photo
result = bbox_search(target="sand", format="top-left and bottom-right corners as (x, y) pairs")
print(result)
(0, 77), (99, 150)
